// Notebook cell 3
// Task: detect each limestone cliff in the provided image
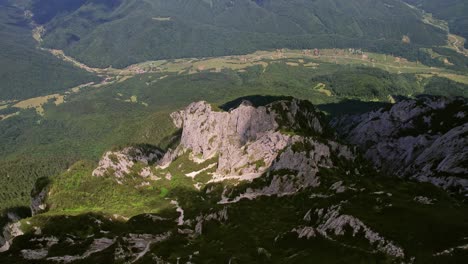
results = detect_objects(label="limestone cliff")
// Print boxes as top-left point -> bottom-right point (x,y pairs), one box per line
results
159,99 -> 353,188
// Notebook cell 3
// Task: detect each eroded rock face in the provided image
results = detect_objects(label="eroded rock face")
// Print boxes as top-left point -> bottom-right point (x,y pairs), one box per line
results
0,222 -> 23,253
161,99 -> 335,183
194,207 -> 229,235
115,232 -> 172,263
30,178 -> 50,216
332,96 -> 468,193
154,99 -> 355,203
91,99 -> 350,190
171,101 -> 278,160
295,204 -> 405,258
219,136 -> 356,203
166,100 -> 285,179
0,208 -> 31,253
92,146 -> 163,179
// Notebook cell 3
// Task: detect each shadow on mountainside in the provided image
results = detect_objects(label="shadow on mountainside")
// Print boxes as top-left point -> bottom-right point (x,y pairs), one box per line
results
317,99 -> 391,117
219,95 -> 294,111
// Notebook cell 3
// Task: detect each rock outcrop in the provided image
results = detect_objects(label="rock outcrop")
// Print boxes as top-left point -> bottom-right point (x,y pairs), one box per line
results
0,221 -> 24,253
92,146 -> 163,180
0,207 -> 31,252
90,99 -> 355,193
292,204 -> 405,258
30,177 -> 50,216
332,96 -> 468,194
89,99 -> 356,201
160,99 -> 350,184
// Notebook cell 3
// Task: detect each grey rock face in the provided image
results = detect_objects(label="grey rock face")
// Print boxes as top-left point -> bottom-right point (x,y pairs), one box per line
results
160,99 -> 356,203
316,205 -> 404,258
30,177 -> 52,216
219,137 -> 350,203
93,146 -> 163,179
161,99 -> 337,184
332,96 -> 468,193
0,222 -> 23,253
165,100 -> 282,177
31,188 -> 48,216
0,208 -> 31,252
115,232 -> 172,263
172,100 -> 277,158
91,99 -> 346,189
194,207 -> 229,235
291,204 -> 405,258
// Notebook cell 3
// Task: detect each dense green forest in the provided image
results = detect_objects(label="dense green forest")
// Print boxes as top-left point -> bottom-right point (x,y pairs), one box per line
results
0,157 -> 76,210
20,0 -> 447,68
403,0 -> 468,48
1,0 -> 466,103
1,0 -> 466,102
0,1 -> 99,100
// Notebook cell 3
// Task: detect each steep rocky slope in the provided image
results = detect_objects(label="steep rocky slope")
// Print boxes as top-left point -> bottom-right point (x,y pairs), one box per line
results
332,96 -> 468,195
1,98 -> 467,263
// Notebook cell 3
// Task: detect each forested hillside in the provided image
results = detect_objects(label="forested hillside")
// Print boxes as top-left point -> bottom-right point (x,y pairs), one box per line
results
0,1 -> 98,100
403,0 -> 468,48
27,0 -> 447,68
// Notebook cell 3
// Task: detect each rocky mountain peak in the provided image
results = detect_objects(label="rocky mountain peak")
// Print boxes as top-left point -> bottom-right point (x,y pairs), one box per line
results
170,100 -> 279,161
170,99 -> 324,155
89,98 -> 353,195
159,99 -> 333,182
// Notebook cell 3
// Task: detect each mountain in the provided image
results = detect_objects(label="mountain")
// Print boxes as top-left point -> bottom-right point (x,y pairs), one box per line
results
0,0 -> 99,100
25,0 -> 448,68
1,98 -> 467,263
0,1 -> 467,262
332,96 -> 468,195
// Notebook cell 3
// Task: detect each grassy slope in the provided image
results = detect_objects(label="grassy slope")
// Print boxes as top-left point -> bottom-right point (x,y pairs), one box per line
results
29,0 -> 447,68
0,2 -> 99,100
